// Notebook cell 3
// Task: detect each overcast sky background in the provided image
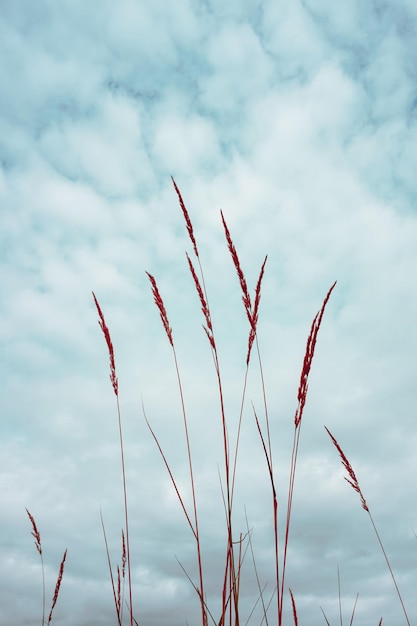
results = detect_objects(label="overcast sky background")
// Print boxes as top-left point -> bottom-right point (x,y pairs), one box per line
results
1,1 -> 417,625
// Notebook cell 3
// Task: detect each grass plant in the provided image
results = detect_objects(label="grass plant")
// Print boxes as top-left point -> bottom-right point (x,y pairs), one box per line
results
24,179 -> 411,624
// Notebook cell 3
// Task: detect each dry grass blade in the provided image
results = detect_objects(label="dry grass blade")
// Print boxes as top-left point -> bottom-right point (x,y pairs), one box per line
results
175,558 -> 217,626
47,549 -> 67,625
320,606 -> 332,626
289,589 -> 299,626
143,403 -> 196,538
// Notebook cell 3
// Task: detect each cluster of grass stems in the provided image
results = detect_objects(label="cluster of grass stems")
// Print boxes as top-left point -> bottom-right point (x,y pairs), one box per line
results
26,179 -> 410,625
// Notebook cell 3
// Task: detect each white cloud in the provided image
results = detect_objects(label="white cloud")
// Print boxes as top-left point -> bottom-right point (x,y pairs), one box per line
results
201,21 -> 274,111
1,1 -> 417,625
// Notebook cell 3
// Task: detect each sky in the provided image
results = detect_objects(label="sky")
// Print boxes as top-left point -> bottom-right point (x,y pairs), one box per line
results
1,1 -> 417,625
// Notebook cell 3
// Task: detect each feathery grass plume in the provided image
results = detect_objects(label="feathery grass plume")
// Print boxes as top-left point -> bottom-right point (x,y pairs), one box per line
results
146,272 -> 174,346
171,176 -> 199,258
93,293 -> 133,626
324,427 -> 368,512
26,508 -> 42,555
275,282 -> 336,624
221,210 -> 253,328
186,252 -> 215,350
295,281 -> 336,428
247,255 -> 268,365
26,509 -> 46,626
92,292 -> 118,396
325,427 -> 410,626
47,549 -> 67,625
289,588 -> 298,626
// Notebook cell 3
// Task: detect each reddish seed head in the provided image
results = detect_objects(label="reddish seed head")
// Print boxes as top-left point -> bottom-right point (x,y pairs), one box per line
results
26,508 -> 42,556
171,177 -> 199,258
221,210 -> 253,326
294,282 -> 336,427
325,426 -> 369,512
47,549 -> 67,624
246,255 -> 268,365
221,210 -> 268,365
186,253 -> 215,349
92,292 -> 119,396
146,272 -> 174,346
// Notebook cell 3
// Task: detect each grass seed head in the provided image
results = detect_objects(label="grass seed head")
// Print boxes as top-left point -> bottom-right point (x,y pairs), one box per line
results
92,292 -> 119,396
26,508 -> 42,556
146,272 -> 174,346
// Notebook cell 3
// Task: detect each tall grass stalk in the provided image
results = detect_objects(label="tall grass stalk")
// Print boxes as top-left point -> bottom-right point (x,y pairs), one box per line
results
252,281 -> 335,624
144,270 -> 208,626
325,426 -> 410,626
93,293 -> 134,626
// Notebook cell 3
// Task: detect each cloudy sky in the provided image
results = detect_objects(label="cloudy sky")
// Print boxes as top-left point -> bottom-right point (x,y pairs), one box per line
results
1,1 -> 417,625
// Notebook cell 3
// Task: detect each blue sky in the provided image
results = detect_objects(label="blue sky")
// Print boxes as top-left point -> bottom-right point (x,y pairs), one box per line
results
1,1 -> 417,625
